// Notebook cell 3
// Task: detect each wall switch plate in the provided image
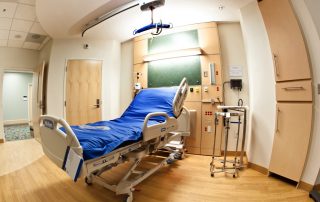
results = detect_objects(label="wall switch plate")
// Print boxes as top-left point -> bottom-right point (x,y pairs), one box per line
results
204,71 -> 208,77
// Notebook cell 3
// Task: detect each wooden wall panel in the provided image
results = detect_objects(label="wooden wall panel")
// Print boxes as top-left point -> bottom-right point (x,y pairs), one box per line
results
185,86 -> 202,102
201,104 -> 222,156
133,39 -> 148,65
133,64 -> 148,89
201,55 -> 222,86
202,85 -> 223,103
198,27 -> 220,54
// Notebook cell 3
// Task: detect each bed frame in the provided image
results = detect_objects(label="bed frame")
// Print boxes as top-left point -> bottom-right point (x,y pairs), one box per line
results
39,78 -> 189,202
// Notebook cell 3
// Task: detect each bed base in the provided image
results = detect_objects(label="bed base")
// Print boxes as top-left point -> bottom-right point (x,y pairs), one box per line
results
85,141 -> 182,202
40,113 -> 187,202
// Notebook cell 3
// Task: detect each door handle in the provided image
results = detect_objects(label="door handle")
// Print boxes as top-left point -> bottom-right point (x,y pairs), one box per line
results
91,99 -> 100,108
282,86 -> 304,91
273,53 -> 280,76
275,107 -> 280,133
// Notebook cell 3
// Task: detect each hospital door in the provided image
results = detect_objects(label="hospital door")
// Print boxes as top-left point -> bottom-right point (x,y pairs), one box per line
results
65,60 -> 102,125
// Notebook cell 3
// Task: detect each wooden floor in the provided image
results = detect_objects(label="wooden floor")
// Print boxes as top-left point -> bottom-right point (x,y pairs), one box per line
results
0,139 -> 43,176
0,140 -> 312,202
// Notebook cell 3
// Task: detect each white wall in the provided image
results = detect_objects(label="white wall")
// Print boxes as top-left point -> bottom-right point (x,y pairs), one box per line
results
304,0 -> 320,38
39,40 -> 53,64
218,23 -> 249,151
120,40 -> 133,114
291,0 -> 320,185
239,1 -> 276,168
0,47 -> 39,70
47,38 -> 121,120
0,47 -> 39,140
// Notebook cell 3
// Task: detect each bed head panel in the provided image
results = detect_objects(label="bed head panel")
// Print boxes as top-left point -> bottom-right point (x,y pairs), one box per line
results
122,78 -> 188,121
121,86 -> 178,121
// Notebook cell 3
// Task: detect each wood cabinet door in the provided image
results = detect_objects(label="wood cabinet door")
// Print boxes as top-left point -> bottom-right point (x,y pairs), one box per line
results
269,103 -> 312,181
259,0 -> 311,81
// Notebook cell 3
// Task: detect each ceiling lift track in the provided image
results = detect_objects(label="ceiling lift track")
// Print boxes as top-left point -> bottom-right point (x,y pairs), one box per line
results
81,0 -> 171,37
81,1 -> 140,37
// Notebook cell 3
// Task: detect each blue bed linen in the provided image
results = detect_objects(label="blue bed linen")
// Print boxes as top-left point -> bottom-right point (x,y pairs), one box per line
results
61,87 -> 178,160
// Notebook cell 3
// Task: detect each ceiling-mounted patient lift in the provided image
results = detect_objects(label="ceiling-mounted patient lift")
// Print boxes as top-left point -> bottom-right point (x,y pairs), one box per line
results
133,0 -> 172,35
81,0 -> 172,37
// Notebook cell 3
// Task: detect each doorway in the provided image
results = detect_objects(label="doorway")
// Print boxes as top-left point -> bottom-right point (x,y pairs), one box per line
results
2,72 -> 34,141
65,60 -> 102,125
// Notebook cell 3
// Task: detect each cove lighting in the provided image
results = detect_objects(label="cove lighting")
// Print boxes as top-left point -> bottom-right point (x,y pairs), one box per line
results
143,48 -> 202,62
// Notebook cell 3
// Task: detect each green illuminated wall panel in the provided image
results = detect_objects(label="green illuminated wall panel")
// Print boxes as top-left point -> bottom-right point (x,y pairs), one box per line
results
148,30 -> 199,54
148,56 -> 201,87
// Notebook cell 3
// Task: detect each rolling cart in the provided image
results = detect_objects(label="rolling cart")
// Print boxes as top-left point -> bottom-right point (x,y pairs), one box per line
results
210,105 -> 248,178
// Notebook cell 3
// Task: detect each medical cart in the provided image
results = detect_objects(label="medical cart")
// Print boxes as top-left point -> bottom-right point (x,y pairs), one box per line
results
210,105 -> 248,178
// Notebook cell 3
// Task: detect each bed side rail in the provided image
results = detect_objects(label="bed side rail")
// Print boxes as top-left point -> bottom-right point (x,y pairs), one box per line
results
39,115 -> 82,168
172,78 -> 189,118
142,112 -> 178,142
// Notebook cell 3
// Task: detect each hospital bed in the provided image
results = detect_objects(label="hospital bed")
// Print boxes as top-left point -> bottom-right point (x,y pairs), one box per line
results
39,78 -> 189,202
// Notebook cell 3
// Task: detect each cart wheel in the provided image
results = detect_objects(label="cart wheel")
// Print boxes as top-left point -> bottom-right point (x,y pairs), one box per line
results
211,173 -> 214,177
85,176 -> 92,185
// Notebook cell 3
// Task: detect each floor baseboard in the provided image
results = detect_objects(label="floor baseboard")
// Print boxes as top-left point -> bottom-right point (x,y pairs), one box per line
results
298,181 -> 314,192
4,119 -> 29,126
248,162 -> 269,175
221,151 -> 246,157
247,162 -> 315,192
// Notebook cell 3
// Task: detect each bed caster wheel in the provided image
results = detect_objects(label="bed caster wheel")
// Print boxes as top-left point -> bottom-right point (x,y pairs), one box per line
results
166,158 -> 174,164
211,173 -> 214,177
174,153 -> 182,160
85,176 -> 92,185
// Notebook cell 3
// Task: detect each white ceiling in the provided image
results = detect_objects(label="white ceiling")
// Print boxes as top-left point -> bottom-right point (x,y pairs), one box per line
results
0,0 -> 49,50
37,0 -> 255,42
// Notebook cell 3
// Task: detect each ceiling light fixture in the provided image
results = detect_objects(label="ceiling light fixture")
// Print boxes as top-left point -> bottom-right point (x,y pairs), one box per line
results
218,4 -> 225,10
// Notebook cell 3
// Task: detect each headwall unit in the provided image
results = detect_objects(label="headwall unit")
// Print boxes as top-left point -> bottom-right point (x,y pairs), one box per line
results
259,0 -> 313,183
133,22 -> 223,155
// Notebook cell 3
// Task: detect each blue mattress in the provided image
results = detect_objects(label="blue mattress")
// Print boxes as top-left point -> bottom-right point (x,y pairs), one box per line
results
61,87 -> 178,160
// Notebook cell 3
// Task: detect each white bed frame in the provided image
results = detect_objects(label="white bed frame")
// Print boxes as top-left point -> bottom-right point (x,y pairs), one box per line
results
39,78 -> 189,202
